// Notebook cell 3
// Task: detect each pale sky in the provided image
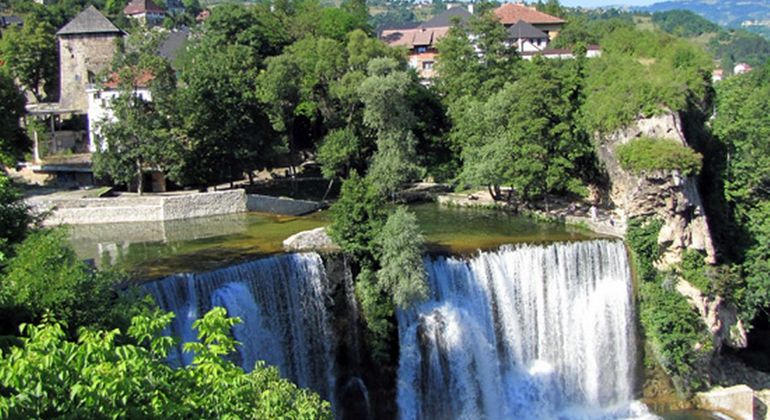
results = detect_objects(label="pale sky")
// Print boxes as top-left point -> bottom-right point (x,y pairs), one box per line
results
559,0 -> 659,7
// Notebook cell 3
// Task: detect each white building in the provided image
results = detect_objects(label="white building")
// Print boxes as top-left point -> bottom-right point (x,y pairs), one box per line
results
86,77 -> 152,152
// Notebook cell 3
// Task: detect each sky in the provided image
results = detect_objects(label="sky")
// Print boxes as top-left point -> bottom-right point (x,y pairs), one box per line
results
559,0 -> 659,7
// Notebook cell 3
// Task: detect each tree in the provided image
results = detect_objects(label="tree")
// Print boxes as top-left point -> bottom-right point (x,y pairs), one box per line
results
357,58 -> 422,196
0,16 -> 58,102
0,308 -> 332,418
455,59 -> 592,203
0,229 -> 132,332
375,206 -> 428,308
93,69 -> 172,195
0,173 -> 31,265
328,171 -> 387,264
173,43 -> 281,188
0,72 -> 30,165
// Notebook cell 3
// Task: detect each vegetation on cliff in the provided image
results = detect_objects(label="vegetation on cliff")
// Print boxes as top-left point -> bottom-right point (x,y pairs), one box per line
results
617,137 -> 703,176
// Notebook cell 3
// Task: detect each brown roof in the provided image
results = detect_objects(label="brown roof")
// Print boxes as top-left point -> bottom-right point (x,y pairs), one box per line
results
124,0 -> 165,15
494,3 -> 565,25
103,69 -> 155,89
56,6 -> 123,36
381,27 -> 449,49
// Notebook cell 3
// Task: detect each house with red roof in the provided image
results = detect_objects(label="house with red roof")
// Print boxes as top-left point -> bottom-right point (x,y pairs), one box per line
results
494,2 -> 565,40
124,0 -> 166,26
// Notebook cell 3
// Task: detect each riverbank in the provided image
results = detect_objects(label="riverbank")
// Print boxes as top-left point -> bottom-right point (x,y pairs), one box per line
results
435,189 -> 626,238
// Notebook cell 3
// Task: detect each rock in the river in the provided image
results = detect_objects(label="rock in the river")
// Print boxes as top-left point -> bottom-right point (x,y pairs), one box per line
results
695,385 -> 754,419
283,227 -> 339,252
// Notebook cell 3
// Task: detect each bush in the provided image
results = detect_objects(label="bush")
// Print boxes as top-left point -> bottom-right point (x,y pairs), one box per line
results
617,137 -> 703,176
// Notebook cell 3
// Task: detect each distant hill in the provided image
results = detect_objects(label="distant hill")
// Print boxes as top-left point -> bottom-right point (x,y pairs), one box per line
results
641,0 -> 770,38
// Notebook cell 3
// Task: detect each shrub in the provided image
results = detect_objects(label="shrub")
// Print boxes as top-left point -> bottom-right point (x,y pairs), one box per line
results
617,137 -> 703,176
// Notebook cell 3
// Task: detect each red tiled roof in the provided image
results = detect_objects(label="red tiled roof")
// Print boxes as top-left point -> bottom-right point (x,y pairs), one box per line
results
494,3 -> 565,25
103,69 -> 155,89
124,0 -> 165,15
381,27 -> 449,49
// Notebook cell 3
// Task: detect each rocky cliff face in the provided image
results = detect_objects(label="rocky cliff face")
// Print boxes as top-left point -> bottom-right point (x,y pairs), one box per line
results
596,112 -> 716,267
596,112 -> 746,351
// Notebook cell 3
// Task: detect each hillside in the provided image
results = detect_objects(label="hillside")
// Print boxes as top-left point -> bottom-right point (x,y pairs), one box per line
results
642,0 -> 770,38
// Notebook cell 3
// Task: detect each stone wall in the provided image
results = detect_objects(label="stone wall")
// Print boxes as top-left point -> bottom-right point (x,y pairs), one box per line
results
246,194 -> 323,216
32,190 -> 248,225
59,33 -> 120,113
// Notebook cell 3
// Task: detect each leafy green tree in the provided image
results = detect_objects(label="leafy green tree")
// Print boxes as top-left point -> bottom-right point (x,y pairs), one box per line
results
93,69 -> 173,194
712,64 -> 770,322
173,43 -> 281,188
1,229 -> 130,332
328,171 -> 387,264
0,307 -> 332,418
358,58 -> 422,196
0,174 -> 31,265
198,3 -> 288,58
375,206 -> 428,308
317,127 -> 362,179
0,16 -> 58,102
455,59 -> 592,202
0,72 -> 30,165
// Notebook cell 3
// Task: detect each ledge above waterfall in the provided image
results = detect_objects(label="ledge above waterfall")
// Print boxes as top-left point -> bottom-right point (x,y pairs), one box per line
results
283,227 -> 340,253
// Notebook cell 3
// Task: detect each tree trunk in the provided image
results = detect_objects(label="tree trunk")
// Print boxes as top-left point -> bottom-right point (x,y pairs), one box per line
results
248,170 -> 254,186
136,162 -> 144,195
321,178 -> 334,202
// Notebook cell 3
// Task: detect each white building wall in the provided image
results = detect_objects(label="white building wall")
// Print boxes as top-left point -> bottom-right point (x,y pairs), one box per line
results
86,87 -> 152,152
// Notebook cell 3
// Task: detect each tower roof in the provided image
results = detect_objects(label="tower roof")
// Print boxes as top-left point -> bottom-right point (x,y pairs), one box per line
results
494,3 -> 565,25
124,0 -> 166,16
56,6 -> 122,36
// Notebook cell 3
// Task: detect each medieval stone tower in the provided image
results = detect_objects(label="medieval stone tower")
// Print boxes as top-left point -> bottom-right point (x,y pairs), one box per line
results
56,6 -> 123,113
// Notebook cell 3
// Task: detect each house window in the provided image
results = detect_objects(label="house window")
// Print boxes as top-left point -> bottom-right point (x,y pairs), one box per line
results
423,61 -> 434,70
416,46 -> 427,53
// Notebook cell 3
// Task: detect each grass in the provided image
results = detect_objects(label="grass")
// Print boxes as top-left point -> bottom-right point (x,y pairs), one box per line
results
616,137 -> 703,176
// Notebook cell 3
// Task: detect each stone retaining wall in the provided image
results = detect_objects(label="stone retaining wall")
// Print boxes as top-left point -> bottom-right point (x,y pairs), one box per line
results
246,194 -> 323,216
34,190 -> 248,225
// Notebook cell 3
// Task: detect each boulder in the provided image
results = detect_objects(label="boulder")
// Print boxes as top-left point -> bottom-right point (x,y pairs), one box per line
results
283,227 -> 340,253
695,385 -> 754,420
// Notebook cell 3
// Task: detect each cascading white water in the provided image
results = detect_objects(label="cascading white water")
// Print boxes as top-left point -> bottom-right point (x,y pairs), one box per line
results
397,240 -> 650,420
145,252 -> 336,401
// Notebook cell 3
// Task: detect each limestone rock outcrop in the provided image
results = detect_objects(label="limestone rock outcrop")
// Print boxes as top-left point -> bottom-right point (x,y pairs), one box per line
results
596,112 -> 716,266
676,279 -> 747,352
283,227 -> 340,253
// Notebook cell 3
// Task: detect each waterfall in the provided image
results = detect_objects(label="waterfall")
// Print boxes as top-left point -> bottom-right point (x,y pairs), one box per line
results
145,252 -> 336,402
397,240 -> 650,419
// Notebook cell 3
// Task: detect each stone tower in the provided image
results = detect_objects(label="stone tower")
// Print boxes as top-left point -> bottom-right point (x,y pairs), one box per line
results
56,6 -> 123,113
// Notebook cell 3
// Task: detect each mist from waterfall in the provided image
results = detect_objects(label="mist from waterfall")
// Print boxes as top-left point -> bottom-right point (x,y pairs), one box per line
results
397,240 -> 650,419
145,252 -> 336,402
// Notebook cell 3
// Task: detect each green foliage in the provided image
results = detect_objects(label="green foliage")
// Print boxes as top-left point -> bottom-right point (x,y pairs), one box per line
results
0,73 -> 30,165
711,64 -> 770,322
626,218 -> 711,393
0,15 -> 58,102
328,172 -> 387,263
616,137 -> 703,176
679,250 -> 711,293
317,128 -> 361,179
626,218 -> 663,283
0,174 -> 31,265
638,280 -> 712,393
358,58 -> 423,196
93,77 -> 173,194
453,59 -> 593,202
375,206 -> 428,308
0,308 -> 332,419
354,267 -> 394,363
1,229 -> 132,331
582,28 -> 712,133
652,10 -> 721,38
